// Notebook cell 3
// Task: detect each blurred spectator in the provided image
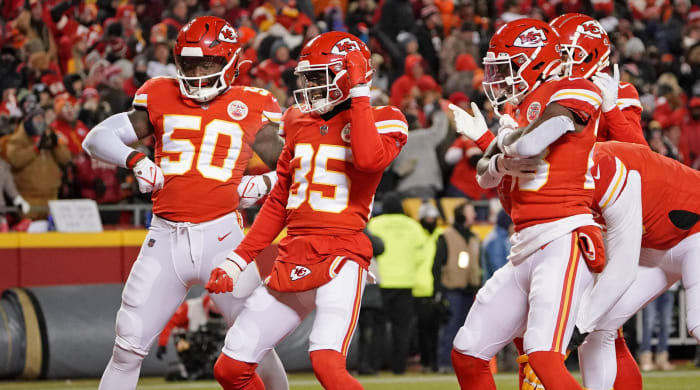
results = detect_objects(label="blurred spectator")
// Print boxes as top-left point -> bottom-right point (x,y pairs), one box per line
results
161,0 -> 189,31
440,22 -> 479,83
390,54 -> 438,110
0,157 -> 30,231
6,109 -> 70,219
78,88 -> 110,129
375,0 -> 414,41
345,0 -> 375,39
647,120 -> 681,161
357,227 -> 385,375
97,65 -> 130,114
257,39 -> 296,92
146,41 -> 177,78
640,284 -> 679,372
392,105 -> 449,199
481,210 -> 512,282
50,94 -> 88,156
367,192 -> 426,374
123,56 -> 150,98
412,201 -> 445,373
682,96 -> 700,169
433,200 -> 481,373
411,5 -> 443,78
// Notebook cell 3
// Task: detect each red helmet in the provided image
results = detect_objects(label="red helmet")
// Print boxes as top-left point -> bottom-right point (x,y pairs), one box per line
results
482,19 -> 562,113
173,16 -> 242,102
550,13 -> 610,78
293,31 -> 373,113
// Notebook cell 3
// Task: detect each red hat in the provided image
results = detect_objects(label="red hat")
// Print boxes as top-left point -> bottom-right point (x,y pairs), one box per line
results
455,53 -> 477,72
116,4 -> 135,19
82,87 -> 100,102
237,26 -> 257,45
690,96 -> 700,108
210,0 -> 226,7
417,76 -> 440,92
690,5 -> 700,23
449,91 -> 470,106
54,94 -> 78,113
404,54 -> 423,73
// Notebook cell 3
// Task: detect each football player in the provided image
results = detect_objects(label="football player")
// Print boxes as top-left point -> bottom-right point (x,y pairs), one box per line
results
204,31 -> 408,390
448,19 -> 604,390
81,17 -> 288,390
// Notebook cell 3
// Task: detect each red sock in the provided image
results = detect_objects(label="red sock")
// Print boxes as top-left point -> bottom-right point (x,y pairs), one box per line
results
513,337 -> 525,387
451,349 -> 497,390
309,349 -> 362,390
614,334 -> 643,390
213,353 -> 264,390
528,351 -> 582,390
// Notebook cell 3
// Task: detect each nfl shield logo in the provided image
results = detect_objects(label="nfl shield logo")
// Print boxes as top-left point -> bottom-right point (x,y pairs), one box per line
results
320,125 -> 328,135
148,238 -> 156,247
526,102 -> 542,123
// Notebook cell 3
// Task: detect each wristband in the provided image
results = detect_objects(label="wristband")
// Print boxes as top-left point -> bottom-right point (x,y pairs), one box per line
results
126,152 -> 146,169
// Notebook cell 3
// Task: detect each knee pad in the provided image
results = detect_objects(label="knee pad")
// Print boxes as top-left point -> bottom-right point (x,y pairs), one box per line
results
114,307 -> 147,354
110,344 -> 144,372
310,350 -> 362,390
213,353 -> 263,390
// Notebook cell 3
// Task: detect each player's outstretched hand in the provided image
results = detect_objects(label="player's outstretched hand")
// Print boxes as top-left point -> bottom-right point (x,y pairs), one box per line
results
449,102 -> 488,141
132,158 -> 164,193
496,154 -> 542,180
591,63 -> 619,113
206,257 -> 244,294
344,49 -> 371,87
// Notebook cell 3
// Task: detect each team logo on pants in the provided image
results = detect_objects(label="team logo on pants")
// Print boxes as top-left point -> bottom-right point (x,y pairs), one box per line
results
290,265 -> 312,281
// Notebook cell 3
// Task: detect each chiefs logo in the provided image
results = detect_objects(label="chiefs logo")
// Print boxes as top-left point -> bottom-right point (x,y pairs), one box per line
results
578,20 -> 603,39
513,27 -> 547,48
341,123 -> 351,143
218,25 -> 238,43
331,38 -> 360,55
526,102 -> 541,122
227,100 -> 248,120
290,265 -> 311,281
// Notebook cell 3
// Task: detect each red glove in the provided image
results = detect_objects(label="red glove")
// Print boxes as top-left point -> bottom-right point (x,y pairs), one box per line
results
206,260 -> 243,294
344,49 -> 370,87
575,225 -> 606,273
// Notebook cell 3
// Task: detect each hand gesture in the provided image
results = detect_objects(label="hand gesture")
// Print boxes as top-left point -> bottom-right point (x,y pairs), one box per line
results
591,64 -> 619,113
132,158 -> 164,193
448,102 -> 488,141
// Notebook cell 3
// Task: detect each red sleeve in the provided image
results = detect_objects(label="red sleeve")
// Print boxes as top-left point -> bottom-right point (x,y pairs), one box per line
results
157,301 -> 189,347
349,98 -> 407,172
475,131 -> 495,152
603,106 -> 648,146
548,78 -> 602,123
234,143 -> 292,263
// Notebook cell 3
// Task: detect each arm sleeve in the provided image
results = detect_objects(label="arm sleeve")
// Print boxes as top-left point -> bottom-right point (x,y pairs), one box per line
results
157,302 -> 189,347
603,106 -> 647,146
234,144 -> 292,263
349,97 -> 407,172
475,131 -> 495,152
503,115 -> 574,157
82,112 -> 140,168
576,171 -> 642,333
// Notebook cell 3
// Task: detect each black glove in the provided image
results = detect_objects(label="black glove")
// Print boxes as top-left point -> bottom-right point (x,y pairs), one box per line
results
567,326 -> 589,351
156,345 -> 166,360
38,131 -> 57,149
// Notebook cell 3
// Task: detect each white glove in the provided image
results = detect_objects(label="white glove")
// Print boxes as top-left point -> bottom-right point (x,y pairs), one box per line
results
132,158 -> 164,193
498,113 -> 519,131
13,195 -> 30,214
496,154 -> 540,180
591,64 -> 619,112
449,102 -> 488,141
237,171 -> 278,208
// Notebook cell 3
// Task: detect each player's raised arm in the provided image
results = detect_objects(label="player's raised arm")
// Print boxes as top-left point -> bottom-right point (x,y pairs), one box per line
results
82,108 -> 162,193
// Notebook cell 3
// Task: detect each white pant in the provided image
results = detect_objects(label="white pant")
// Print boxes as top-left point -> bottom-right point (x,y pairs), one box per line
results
222,261 -> 367,363
453,232 -> 593,358
114,211 -> 260,355
579,232 -> 700,390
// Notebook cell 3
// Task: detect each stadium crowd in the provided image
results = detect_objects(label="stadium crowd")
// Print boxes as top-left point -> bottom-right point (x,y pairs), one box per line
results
1,0 -> 700,378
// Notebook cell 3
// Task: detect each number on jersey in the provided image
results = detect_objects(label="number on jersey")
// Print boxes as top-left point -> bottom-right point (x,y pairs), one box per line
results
160,115 -> 244,182
287,144 -> 350,213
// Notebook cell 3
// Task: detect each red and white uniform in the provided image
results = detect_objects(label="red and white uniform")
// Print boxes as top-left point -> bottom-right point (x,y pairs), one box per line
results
577,142 -> 700,390
222,99 -> 407,363
454,77 -> 601,361
596,82 -> 646,145
134,77 -> 281,222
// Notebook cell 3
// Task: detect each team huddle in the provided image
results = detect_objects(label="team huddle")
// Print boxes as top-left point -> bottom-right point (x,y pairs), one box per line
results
79,10 -> 700,390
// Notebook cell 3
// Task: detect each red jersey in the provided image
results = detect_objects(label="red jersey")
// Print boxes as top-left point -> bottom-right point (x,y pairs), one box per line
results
448,136 -> 494,200
504,77 -> 602,230
236,99 -> 408,267
593,141 -> 700,250
596,82 -> 646,145
51,118 -> 89,156
133,77 -> 281,223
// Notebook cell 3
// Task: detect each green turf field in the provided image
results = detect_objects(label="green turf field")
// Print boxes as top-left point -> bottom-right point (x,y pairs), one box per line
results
1,370 -> 700,390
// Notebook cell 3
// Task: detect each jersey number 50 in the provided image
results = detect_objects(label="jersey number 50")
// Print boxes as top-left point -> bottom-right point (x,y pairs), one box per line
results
160,115 -> 243,182
287,144 -> 350,213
